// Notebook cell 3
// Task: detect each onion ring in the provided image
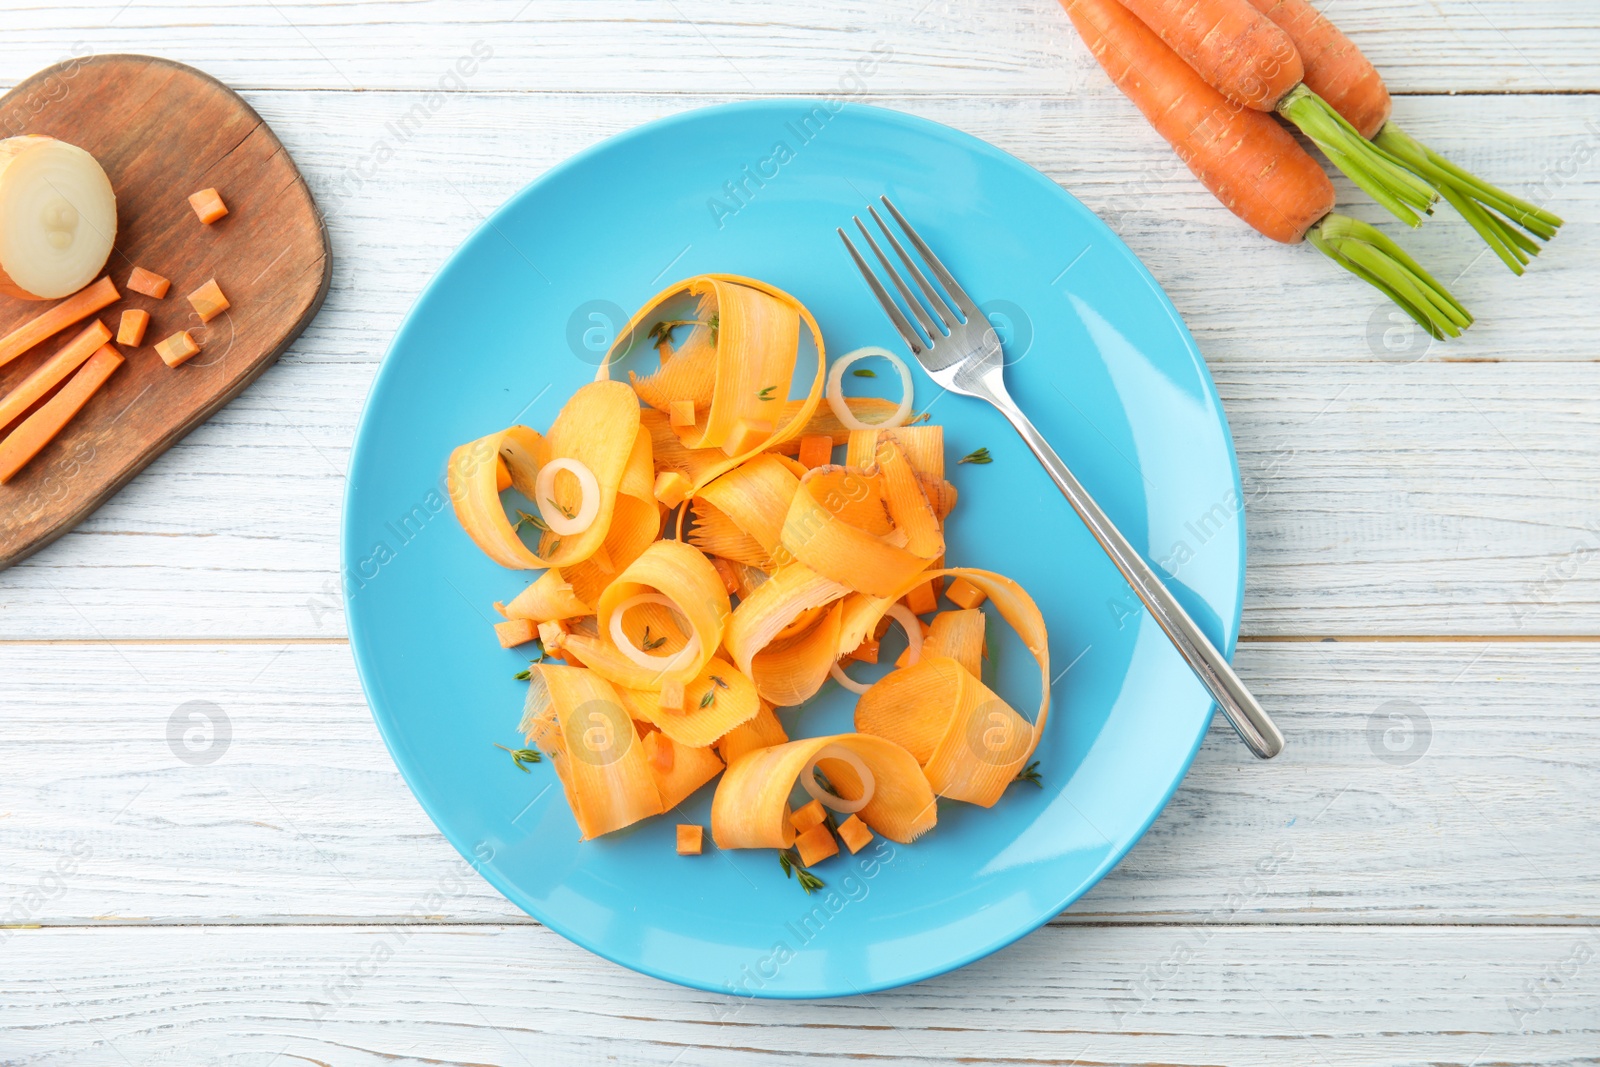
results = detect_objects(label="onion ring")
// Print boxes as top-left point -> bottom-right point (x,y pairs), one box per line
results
826,346 -> 913,431
801,744 -> 876,814
829,602 -> 924,694
535,457 -> 600,535
608,593 -> 701,671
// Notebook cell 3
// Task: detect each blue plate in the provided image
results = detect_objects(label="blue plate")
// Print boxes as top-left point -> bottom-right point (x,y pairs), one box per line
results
344,100 -> 1242,998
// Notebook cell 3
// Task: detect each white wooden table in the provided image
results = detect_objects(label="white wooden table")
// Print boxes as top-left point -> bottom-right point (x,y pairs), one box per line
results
4,2 -> 1599,1063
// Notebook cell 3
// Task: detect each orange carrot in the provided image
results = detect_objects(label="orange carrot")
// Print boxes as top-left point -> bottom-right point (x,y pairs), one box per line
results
1111,0 -> 1437,226
126,266 -> 171,299
189,187 -> 228,225
0,276 -> 119,369
0,320 -> 112,430
1246,0 -> 1564,271
117,309 -> 150,347
0,344 -> 122,483
1060,0 -> 1471,338
154,330 -> 201,368
187,278 -> 230,322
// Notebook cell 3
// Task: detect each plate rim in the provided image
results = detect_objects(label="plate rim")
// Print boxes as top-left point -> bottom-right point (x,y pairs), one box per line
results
342,97 -> 1242,998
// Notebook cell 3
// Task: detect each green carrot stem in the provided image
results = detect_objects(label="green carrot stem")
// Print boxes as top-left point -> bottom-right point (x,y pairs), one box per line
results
1279,86 -> 1439,227
1309,214 -> 1471,341
1375,123 -> 1564,240
1437,181 -> 1529,276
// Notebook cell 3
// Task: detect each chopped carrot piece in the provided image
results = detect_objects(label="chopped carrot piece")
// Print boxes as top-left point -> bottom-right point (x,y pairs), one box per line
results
721,417 -> 773,457
676,824 -> 704,855
659,679 -> 686,712
187,279 -> 229,322
711,556 -> 740,595
797,433 -> 833,469
645,731 -> 675,773
537,619 -> 569,650
848,637 -> 879,665
154,330 -> 200,367
946,576 -> 988,609
0,320 -> 111,430
873,615 -> 892,639
795,825 -> 838,867
117,309 -> 149,347
654,470 -> 691,508
789,798 -> 827,833
492,601 -> 509,618
494,618 -> 537,648
903,579 -> 940,616
126,267 -> 170,299
837,815 -> 873,854
669,399 -> 696,428
0,276 -> 119,369
494,456 -> 512,492
0,345 -> 122,483
189,187 -> 228,225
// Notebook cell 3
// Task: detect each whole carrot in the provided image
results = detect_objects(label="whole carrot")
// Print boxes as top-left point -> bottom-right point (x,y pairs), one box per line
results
1112,0 -> 1439,228
1247,0 -> 1563,274
1059,0 -> 1470,338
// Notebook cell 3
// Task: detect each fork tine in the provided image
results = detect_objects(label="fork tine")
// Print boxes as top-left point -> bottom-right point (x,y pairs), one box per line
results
838,228 -> 927,355
878,196 -> 983,321
867,205 -> 960,329
854,216 -> 948,339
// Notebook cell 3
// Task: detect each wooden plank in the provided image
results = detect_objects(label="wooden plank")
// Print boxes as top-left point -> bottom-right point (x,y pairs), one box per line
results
3,923 -> 1596,1064
0,355 -> 1595,639
1,641 -> 1595,925
1,0 -> 1597,94
0,56 -> 332,569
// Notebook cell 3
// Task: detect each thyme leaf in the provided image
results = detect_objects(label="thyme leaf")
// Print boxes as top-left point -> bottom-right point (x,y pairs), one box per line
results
958,447 -> 992,465
1014,760 -> 1043,788
757,385 -> 777,401
852,367 -> 877,378
511,509 -> 549,533
699,689 -> 716,708
494,743 -> 542,772
641,625 -> 667,651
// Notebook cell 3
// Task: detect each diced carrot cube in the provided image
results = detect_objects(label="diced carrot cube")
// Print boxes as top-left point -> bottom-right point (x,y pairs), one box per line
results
495,456 -> 512,492
116,309 -> 149,347
187,279 -> 229,323
189,187 -> 228,224
669,399 -> 697,428
836,815 -> 873,854
795,825 -> 838,867
789,798 -> 827,833
903,579 -> 939,616
126,266 -> 171,299
536,619 -> 569,651
873,616 -> 892,639
946,576 -> 988,610
676,824 -> 704,855
720,417 -> 773,457
495,618 -> 538,648
645,731 -> 675,773
849,637 -> 879,665
154,330 -> 200,367
797,433 -> 833,469
660,679 -> 686,712
711,556 -> 740,595
654,470 -> 691,508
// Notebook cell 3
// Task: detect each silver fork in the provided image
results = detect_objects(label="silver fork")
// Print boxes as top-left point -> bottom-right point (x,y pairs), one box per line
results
840,196 -> 1284,759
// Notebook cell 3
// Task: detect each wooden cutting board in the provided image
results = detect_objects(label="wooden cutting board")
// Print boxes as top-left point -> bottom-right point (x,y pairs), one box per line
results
0,54 -> 331,569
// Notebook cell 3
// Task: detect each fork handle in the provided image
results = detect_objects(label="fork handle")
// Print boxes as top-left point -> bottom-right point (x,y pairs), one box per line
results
993,398 -> 1285,759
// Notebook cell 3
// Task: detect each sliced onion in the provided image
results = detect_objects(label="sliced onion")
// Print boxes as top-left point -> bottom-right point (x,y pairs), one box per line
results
826,346 -> 913,431
535,457 -> 600,535
801,744 -> 875,814
829,602 -> 924,695
0,136 -> 117,301
609,592 -> 701,670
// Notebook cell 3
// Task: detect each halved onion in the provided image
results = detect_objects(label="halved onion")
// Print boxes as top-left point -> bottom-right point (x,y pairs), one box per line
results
0,136 -> 117,301
535,457 -> 600,535
608,592 -> 701,671
826,347 -> 913,431
801,743 -> 875,813
829,602 -> 924,695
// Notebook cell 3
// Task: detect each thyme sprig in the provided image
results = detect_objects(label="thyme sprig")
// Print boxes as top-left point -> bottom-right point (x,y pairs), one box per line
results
494,743 -> 542,771
959,447 -> 992,465
1013,760 -> 1043,788
778,850 -> 826,894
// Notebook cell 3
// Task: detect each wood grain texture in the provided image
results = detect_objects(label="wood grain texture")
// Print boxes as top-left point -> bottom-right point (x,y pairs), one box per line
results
3,924 -> 1598,1066
0,55 -> 331,569
1,641 -> 1595,925
0,0 -> 1596,94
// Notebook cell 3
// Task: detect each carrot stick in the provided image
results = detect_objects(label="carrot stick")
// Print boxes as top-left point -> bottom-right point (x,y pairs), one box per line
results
0,276 -> 120,369
0,319 -> 112,430
1245,0 -> 1563,270
1060,0 -> 1470,338
1112,0 -> 1438,226
0,344 -> 122,483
